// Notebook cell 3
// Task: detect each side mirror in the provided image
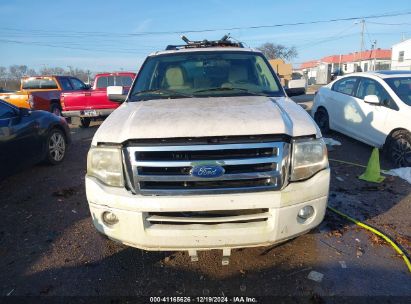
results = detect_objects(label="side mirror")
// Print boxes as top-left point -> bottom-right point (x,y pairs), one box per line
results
108,94 -> 127,103
364,95 -> 380,105
107,86 -> 124,96
285,88 -> 304,97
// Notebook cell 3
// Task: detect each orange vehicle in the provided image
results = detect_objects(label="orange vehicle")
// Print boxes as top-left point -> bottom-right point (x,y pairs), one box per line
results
0,75 -> 88,116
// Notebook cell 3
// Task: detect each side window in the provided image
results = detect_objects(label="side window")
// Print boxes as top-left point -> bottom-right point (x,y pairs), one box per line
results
117,76 -> 133,86
70,78 -> 86,90
0,102 -> 17,119
96,76 -> 115,88
398,51 -> 404,62
59,78 -> 73,90
356,78 -> 397,110
332,77 -> 358,96
107,76 -> 115,87
96,76 -> 107,88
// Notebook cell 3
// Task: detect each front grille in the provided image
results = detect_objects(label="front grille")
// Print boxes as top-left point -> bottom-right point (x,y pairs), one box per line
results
125,139 -> 289,195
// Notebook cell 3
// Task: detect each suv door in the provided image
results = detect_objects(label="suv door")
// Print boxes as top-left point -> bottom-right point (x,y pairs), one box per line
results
329,77 -> 359,133
351,77 -> 395,147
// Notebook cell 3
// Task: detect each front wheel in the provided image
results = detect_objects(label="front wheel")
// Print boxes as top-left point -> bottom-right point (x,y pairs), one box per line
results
388,130 -> 411,167
314,108 -> 330,134
45,129 -> 66,165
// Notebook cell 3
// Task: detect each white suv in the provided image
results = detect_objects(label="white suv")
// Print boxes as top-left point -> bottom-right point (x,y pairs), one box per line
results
312,71 -> 411,167
85,38 -> 330,263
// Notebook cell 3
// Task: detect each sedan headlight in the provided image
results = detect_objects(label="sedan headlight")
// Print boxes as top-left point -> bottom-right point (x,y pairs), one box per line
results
87,147 -> 124,187
290,138 -> 328,181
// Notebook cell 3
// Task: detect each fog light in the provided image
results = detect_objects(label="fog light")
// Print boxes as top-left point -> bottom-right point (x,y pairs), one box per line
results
298,206 -> 314,220
102,211 -> 119,226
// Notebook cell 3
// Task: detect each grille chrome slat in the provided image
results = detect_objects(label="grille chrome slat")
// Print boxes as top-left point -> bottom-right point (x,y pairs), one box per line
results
137,171 -> 279,182
126,140 -> 289,195
129,142 -> 279,152
132,157 -> 278,167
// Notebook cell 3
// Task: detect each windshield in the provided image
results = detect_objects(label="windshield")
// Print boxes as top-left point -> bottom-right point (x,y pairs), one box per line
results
130,51 -> 283,101
22,77 -> 58,89
384,77 -> 411,106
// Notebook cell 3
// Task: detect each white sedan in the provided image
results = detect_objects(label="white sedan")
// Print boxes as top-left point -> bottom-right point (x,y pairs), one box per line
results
312,71 -> 411,167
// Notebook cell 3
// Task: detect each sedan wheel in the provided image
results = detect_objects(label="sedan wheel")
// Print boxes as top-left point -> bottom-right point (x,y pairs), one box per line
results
314,108 -> 330,134
390,136 -> 411,167
46,129 -> 66,165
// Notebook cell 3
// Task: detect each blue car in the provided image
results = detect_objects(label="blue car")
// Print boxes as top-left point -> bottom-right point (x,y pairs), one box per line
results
0,99 -> 71,180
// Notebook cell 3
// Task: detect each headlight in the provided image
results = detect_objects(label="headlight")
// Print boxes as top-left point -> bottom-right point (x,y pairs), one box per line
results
290,138 -> 328,181
87,147 -> 124,187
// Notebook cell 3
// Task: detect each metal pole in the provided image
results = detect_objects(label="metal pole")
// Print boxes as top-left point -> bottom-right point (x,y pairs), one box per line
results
373,40 -> 377,71
358,19 -> 365,72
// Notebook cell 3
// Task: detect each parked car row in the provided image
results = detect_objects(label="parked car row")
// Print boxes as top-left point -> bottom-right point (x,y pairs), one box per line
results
0,72 -> 136,179
0,75 -> 87,116
0,72 -> 136,127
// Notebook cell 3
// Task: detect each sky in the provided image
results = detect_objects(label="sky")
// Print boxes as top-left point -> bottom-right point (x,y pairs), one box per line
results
1,0 -> 411,72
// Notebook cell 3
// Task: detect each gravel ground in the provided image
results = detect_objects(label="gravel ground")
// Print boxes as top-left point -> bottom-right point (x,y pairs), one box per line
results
0,110 -> 410,300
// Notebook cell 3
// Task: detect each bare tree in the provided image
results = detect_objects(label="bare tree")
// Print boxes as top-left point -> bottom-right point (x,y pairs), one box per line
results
8,65 -> 29,79
37,66 -> 90,81
1,65 -> 95,89
27,68 -> 37,76
0,66 -> 7,88
39,67 -> 65,75
257,43 -> 298,61
0,66 -> 7,78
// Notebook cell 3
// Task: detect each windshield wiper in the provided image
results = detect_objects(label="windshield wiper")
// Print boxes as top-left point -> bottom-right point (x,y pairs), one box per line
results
131,89 -> 193,98
193,87 -> 269,96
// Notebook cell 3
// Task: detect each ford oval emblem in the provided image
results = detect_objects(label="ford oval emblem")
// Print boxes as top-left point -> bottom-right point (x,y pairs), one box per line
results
191,165 -> 225,178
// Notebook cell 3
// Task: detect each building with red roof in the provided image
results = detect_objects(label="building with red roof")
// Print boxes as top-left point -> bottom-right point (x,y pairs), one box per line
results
300,49 -> 392,84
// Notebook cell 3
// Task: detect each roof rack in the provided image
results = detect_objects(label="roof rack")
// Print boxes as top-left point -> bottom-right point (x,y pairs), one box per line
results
166,34 -> 244,50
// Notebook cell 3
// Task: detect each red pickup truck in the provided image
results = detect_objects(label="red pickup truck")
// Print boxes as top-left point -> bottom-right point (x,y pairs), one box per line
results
61,72 -> 136,127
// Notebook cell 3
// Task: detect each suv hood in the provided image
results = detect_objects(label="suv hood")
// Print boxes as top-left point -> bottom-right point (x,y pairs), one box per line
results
92,96 -> 320,145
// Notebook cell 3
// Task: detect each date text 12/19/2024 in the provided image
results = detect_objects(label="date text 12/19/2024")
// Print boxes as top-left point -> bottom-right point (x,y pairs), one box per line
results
149,296 -> 258,303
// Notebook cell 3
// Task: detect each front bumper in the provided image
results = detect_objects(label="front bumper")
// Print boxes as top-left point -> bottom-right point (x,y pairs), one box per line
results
62,109 -> 114,118
86,169 -> 330,251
